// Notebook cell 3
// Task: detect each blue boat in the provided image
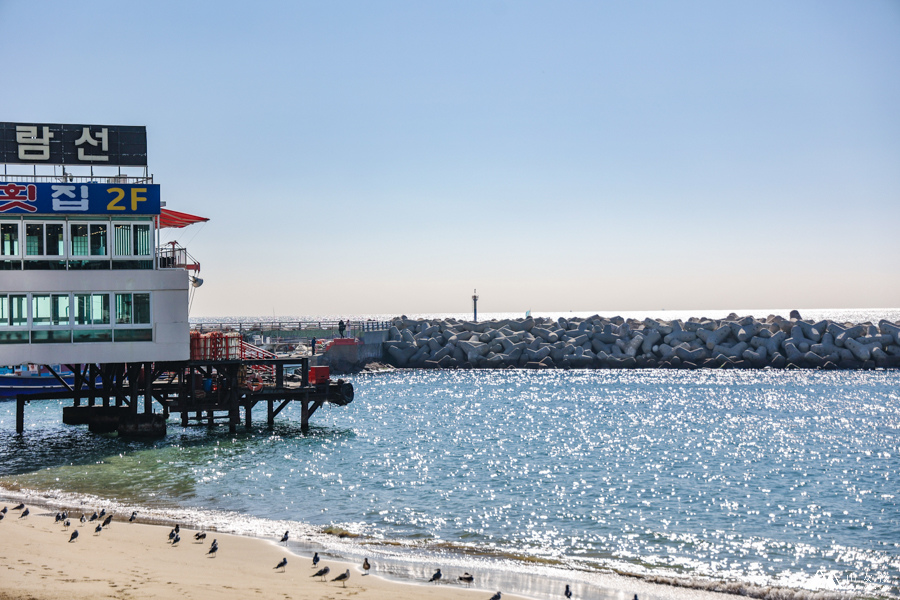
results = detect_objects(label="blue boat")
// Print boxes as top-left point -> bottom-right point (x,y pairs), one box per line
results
0,364 -> 77,399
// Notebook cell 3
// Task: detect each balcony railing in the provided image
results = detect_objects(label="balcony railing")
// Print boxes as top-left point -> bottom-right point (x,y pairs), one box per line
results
157,241 -> 200,271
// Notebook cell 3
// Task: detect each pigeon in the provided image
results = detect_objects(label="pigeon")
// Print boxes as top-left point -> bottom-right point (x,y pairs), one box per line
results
194,531 -> 207,542
168,528 -> 177,541
172,534 -> 181,546
102,514 -> 113,527
89,512 -> 98,522
80,514 -> 86,525
129,511 -> 137,523
312,552 -> 320,567
459,573 -> 474,587
19,508 -> 29,519
565,585 -> 572,599
280,531 -> 289,544
362,558 -> 371,575
312,566 -> 330,580
55,512 -> 63,523
275,557 -> 288,572
429,569 -> 442,583
332,569 -> 350,587
489,593 -> 502,600
64,520 -> 71,530
94,524 -> 103,535
69,530 -> 79,542
207,540 -> 218,557
13,503 -> 24,510
99,508 -> 106,518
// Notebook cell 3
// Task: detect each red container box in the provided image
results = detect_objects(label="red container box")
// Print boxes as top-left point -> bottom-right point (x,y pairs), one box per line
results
309,366 -> 330,385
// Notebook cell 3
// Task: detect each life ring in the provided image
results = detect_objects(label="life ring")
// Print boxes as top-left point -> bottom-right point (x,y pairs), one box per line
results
245,375 -> 264,392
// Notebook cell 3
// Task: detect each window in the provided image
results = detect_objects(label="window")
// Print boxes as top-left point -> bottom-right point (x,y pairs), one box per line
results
70,223 -> 107,257
46,224 -> 64,256
74,293 -> 110,325
90,224 -> 107,256
24,223 -> 65,257
32,294 -> 70,326
70,224 -> 89,256
114,223 -> 153,258
116,293 -> 151,324
1,222 -> 19,256
26,224 -> 43,255
0,295 -> 29,344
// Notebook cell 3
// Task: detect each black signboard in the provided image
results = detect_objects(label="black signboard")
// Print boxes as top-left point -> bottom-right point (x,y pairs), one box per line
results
0,122 -> 147,166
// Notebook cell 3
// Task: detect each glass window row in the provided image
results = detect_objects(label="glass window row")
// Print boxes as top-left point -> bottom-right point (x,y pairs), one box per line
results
0,292 -> 152,344
1,219 -> 153,260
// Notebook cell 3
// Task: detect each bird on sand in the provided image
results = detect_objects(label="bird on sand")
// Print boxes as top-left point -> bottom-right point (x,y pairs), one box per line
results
1,506 -> 7,513
207,539 -> 218,557
194,531 -> 207,542
280,531 -> 289,544
312,552 -> 320,567
565,584 -> 572,599
13,503 -> 24,510
69,530 -> 79,543
64,520 -> 71,530
489,593 -> 502,600
0,513 -> 5,522
332,569 -> 350,587
168,528 -> 177,542
174,524 -> 180,533
62,511 -> 68,519
275,557 -> 288,572
129,511 -> 137,523
102,514 -> 113,527
80,514 -> 86,525
94,524 -> 103,535
19,508 -> 29,519
362,558 -> 371,575
172,534 -> 181,546
89,512 -> 98,522
459,573 -> 474,587
429,569 -> 442,583
312,566 -> 330,580
633,595 -> 638,600
55,512 -> 63,523
99,508 -> 106,518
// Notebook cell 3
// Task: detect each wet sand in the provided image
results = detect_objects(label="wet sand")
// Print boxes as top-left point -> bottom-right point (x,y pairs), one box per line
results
0,508 -> 526,600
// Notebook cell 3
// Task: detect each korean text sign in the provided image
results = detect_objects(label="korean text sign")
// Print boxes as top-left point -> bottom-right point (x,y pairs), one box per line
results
0,183 -> 160,215
0,123 -> 147,166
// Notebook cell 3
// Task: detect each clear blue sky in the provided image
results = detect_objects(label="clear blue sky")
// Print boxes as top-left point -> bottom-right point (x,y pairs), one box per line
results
3,1 -> 899,317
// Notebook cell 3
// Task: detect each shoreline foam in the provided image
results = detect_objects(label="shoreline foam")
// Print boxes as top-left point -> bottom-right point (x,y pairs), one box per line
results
0,487 -> 860,600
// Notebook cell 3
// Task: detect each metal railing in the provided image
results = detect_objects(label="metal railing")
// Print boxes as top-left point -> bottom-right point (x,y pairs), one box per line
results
192,320 -> 391,343
157,242 -> 200,271
0,174 -> 153,184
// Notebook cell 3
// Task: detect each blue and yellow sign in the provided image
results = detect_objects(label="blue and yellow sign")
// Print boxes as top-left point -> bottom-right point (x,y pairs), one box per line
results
0,182 -> 160,215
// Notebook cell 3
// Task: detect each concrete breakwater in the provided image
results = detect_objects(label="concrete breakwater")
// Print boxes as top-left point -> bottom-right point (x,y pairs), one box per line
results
383,312 -> 900,370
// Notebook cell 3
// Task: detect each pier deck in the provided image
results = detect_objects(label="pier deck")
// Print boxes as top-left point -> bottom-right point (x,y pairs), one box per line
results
14,358 -> 353,436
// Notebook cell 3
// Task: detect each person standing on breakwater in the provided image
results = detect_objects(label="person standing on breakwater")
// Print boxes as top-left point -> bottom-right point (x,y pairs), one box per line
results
310,337 -> 317,355
338,320 -> 346,338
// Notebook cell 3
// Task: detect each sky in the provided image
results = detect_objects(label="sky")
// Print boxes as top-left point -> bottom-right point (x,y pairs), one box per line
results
2,1 -> 899,317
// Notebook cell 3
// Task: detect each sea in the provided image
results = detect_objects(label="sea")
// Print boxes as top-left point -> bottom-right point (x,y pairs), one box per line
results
1,309 -> 898,600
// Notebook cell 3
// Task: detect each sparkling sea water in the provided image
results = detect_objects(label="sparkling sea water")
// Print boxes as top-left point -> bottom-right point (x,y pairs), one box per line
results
2,367 -> 898,599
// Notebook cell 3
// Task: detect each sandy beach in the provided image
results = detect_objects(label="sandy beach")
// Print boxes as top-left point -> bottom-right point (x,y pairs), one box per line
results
0,507 -> 527,600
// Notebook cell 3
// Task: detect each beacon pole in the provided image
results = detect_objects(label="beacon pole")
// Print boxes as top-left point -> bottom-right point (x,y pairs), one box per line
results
472,289 -> 479,323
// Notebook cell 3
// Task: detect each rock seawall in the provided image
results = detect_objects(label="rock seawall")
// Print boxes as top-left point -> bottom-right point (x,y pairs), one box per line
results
383,312 -> 900,370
